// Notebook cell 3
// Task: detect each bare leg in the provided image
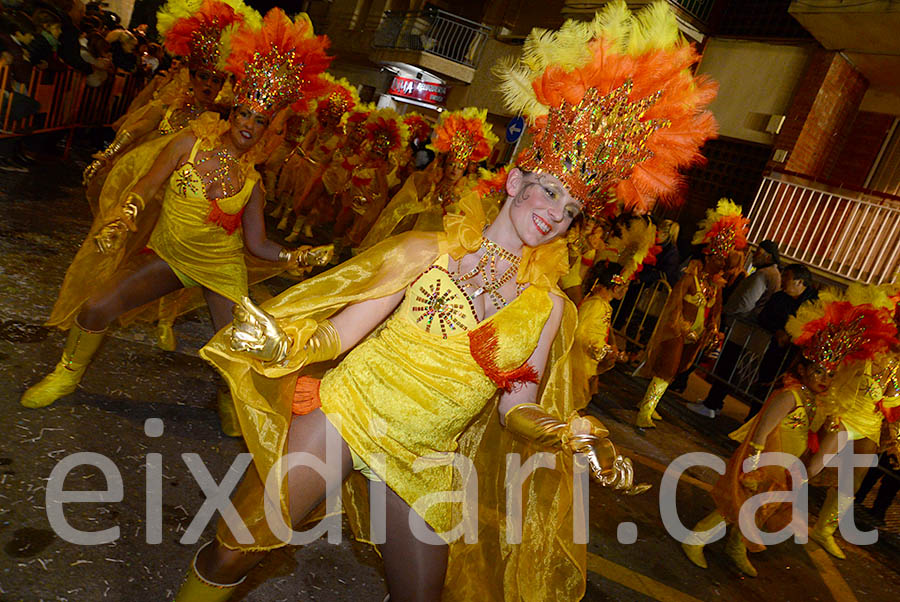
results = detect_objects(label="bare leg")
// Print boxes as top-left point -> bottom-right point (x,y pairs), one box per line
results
201,288 -> 236,333
78,254 -> 183,331
380,486 -> 449,602
195,409 -> 353,582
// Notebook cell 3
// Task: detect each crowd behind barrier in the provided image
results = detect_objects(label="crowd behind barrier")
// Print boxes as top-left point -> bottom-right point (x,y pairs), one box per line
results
0,62 -> 143,154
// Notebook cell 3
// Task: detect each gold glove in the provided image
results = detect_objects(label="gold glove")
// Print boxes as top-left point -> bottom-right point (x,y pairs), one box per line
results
588,343 -> 613,363
93,192 -> 145,254
278,244 -> 334,268
93,130 -> 134,161
505,403 -> 651,495
83,159 -> 105,186
229,297 -> 342,366
230,296 -> 292,364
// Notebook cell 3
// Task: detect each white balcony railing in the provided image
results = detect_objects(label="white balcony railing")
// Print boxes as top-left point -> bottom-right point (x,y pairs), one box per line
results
746,172 -> 900,285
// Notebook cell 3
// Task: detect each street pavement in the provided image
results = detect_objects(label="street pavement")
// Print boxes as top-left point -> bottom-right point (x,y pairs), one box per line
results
1,152 -> 898,601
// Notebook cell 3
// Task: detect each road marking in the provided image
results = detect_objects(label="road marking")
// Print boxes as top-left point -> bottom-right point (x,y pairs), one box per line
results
804,546 -> 859,602
587,552 -> 705,602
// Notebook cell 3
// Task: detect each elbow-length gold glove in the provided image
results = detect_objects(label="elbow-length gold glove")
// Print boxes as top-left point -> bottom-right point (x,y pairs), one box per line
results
229,296 -> 341,366
93,192 -> 145,253
278,244 -> 335,270
83,130 -> 134,186
505,403 -> 651,495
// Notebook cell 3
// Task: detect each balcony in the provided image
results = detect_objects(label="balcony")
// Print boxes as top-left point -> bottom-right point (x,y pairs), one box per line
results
747,170 -> 900,284
370,9 -> 492,84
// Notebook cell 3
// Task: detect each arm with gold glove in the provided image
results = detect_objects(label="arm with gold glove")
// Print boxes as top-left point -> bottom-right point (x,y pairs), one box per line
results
229,289 -> 406,372
83,105 -> 166,185
501,296 -> 650,494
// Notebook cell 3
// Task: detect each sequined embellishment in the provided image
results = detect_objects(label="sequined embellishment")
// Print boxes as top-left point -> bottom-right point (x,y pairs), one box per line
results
410,266 -> 477,339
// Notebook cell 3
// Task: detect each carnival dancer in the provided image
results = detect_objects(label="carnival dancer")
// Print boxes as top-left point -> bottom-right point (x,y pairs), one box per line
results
321,102 -> 376,238
170,3 -> 716,600
574,218 -> 659,405
20,10 -> 334,437
341,108 -> 409,246
279,74 -> 359,242
82,0 -> 259,212
804,283 -> 900,558
634,199 -> 746,428
356,107 -> 497,250
680,288 -> 897,576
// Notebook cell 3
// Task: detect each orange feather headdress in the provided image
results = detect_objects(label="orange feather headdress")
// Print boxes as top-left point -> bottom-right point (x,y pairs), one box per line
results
403,113 -> 432,143
226,9 -> 331,117
495,0 -> 718,219
365,108 -> 408,161
314,73 -> 360,127
428,107 -> 498,167
691,198 -> 749,259
787,284 -> 898,371
157,0 -> 258,72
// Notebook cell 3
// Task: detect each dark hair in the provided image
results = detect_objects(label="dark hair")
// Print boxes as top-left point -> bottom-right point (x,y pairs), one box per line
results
583,261 -> 624,296
32,9 -> 62,29
1,12 -> 36,36
784,263 -> 812,287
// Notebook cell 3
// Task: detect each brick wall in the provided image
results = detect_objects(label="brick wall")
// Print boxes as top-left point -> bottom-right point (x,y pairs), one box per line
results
825,111 -> 894,187
776,51 -> 869,177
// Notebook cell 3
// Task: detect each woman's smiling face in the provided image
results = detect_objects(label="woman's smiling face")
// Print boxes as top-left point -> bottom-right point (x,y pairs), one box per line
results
506,169 -> 582,247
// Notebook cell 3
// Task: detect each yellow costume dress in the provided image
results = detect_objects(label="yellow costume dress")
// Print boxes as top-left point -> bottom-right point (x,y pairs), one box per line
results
572,292 -> 616,406
200,194 -> 591,601
828,354 -> 900,443
47,114 -> 268,330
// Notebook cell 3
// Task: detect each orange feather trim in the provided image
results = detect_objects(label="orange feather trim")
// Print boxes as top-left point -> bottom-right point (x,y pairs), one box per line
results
292,376 -> 323,415
206,198 -> 244,234
468,321 -> 539,393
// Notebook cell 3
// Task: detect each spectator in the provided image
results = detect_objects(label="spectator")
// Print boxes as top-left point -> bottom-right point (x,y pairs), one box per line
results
856,453 -> 900,524
722,240 -> 782,319
0,11 -> 41,172
105,27 -> 136,72
80,31 -> 112,87
28,8 -> 64,69
744,263 -> 817,419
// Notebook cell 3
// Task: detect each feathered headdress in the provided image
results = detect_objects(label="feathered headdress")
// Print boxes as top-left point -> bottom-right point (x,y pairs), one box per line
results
365,108 -> 407,161
596,217 -> 659,284
314,73 -> 360,127
787,284 -> 898,371
474,165 -> 510,199
691,198 -> 750,258
429,107 -> 498,167
157,0 -> 259,72
495,0 -> 718,219
226,9 -> 332,117
403,113 -> 432,143
346,102 -> 375,126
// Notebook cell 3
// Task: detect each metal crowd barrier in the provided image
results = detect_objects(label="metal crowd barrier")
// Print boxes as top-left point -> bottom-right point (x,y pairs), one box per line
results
692,316 -> 790,406
611,279 -> 672,350
0,63 -> 143,157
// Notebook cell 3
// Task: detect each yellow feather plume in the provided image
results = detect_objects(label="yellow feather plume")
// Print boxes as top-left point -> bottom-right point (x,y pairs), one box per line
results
627,1 -> 681,55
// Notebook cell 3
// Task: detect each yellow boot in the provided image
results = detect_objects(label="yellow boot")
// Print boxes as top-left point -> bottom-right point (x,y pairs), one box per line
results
284,218 -> 303,243
217,387 -> 241,438
635,377 -> 668,428
157,320 -> 177,352
724,526 -> 757,577
681,511 -> 726,569
173,544 -> 244,601
21,323 -> 105,408
810,487 -> 847,559
652,409 -> 663,421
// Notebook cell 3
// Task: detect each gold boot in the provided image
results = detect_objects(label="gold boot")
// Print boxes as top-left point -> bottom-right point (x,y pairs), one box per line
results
652,409 -> 663,421
157,320 -> 177,352
635,377 -> 668,428
217,387 -> 241,438
276,213 -> 292,231
173,543 -> 245,601
21,323 -> 106,408
724,527 -> 757,577
284,217 -> 304,242
810,487 -> 847,559
681,511 -> 726,569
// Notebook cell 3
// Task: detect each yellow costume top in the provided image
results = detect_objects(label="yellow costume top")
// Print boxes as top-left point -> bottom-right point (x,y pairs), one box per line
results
828,354 -> 900,443
147,138 -> 259,302
200,194 -> 591,601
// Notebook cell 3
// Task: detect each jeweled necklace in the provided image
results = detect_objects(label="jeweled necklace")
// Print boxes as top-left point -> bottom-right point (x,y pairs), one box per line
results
195,147 -> 243,198
454,237 -> 523,310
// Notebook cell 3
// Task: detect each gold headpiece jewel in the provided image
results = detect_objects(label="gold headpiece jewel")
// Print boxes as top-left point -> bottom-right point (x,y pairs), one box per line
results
226,9 -> 332,117
495,0 -> 718,219
691,198 -> 749,259
157,0 -> 259,72
429,107 -> 498,167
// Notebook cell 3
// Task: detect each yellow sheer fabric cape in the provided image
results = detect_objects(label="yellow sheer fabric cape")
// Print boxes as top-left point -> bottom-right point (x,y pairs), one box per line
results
200,196 -> 588,601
